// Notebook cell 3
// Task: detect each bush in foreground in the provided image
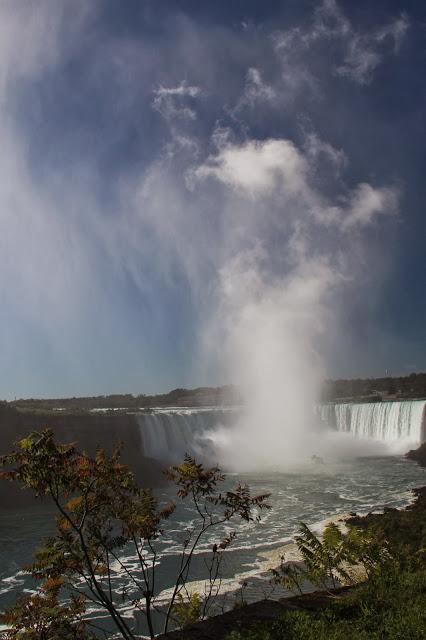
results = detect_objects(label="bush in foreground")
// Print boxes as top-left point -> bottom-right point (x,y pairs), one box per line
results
229,567 -> 426,640
0,429 -> 270,639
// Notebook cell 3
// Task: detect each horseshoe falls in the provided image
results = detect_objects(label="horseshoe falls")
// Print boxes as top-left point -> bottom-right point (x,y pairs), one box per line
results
135,401 -> 426,464
317,400 -> 426,447
135,408 -> 236,463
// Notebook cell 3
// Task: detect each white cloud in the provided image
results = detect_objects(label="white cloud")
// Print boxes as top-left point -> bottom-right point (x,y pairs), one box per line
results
234,67 -> 276,111
336,36 -> 382,84
0,1 -> 96,98
314,183 -> 399,230
341,183 -> 399,229
303,132 -> 347,171
0,1 -> 98,329
193,138 -> 307,197
152,82 -> 202,121
312,0 -> 352,41
274,0 -> 409,85
155,84 -> 201,98
192,135 -> 398,232
376,14 -> 409,52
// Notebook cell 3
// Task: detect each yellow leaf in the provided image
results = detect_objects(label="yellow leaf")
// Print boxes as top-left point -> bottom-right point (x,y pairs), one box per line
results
58,517 -> 71,531
65,496 -> 83,511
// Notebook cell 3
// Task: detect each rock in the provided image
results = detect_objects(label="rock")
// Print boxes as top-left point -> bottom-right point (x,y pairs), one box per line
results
406,442 -> 426,467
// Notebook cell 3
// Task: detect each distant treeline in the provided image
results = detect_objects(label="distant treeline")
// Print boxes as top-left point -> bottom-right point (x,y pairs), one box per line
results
320,372 -> 426,402
5,373 -> 426,411
8,385 -> 242,412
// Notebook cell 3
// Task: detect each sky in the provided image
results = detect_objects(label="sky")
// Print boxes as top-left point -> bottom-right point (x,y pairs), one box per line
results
0,0 -> 425,399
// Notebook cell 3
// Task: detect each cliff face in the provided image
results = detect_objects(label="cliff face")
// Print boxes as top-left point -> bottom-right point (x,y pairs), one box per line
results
406,442 -> 426,468
0,406 -> 165,508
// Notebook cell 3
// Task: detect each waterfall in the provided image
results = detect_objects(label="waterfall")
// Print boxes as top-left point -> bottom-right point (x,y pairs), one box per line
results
317,400 -> 426,445
136,401 -> 425,465
135,408 -> 236,463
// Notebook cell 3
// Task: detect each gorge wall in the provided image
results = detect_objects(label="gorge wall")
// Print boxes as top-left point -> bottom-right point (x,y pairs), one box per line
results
0,406 -> 164,508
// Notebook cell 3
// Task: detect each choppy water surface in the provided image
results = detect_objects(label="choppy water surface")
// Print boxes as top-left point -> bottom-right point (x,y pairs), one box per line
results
0,455 -> 424,634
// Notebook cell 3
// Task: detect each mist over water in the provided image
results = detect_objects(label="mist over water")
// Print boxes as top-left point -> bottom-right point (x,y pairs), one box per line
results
210,263 -> 327,469
194,137 -> 398,470
217,400 -> 424,470
139,399 -> 425,472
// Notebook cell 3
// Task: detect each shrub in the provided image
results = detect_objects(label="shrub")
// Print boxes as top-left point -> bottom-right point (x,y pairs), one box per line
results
0,429 -> 270,639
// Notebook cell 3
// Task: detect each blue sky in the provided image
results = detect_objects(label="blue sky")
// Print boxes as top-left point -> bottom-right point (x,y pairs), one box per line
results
0,0 -> 425,399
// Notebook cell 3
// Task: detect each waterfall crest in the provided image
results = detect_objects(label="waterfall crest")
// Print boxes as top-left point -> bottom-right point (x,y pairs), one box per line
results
135,401 -> 425,464
317,400 -> 425,445
136,408 -> 235,463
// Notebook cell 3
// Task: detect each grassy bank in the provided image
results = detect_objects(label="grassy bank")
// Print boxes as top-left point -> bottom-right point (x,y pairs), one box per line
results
227,487 -> 426,640
228,569 -> 426,639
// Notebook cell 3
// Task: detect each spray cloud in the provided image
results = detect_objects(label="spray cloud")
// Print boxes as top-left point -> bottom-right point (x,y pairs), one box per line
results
0,0 -> 408,455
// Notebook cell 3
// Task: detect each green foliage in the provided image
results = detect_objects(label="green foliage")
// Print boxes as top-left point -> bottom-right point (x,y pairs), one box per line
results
1,580 -> 93,640
167,457 -> 270,523
232,581 -> 248,610
0,430 -> 270,639
294,522 -> 353,590
346,490 -> 426,571
273,518 -> 397,596
321,371 -> 426,402
342,524 -> 393,579
171,592 -> 201,628
228,568 -> 426,640
271,556 -> 305,595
